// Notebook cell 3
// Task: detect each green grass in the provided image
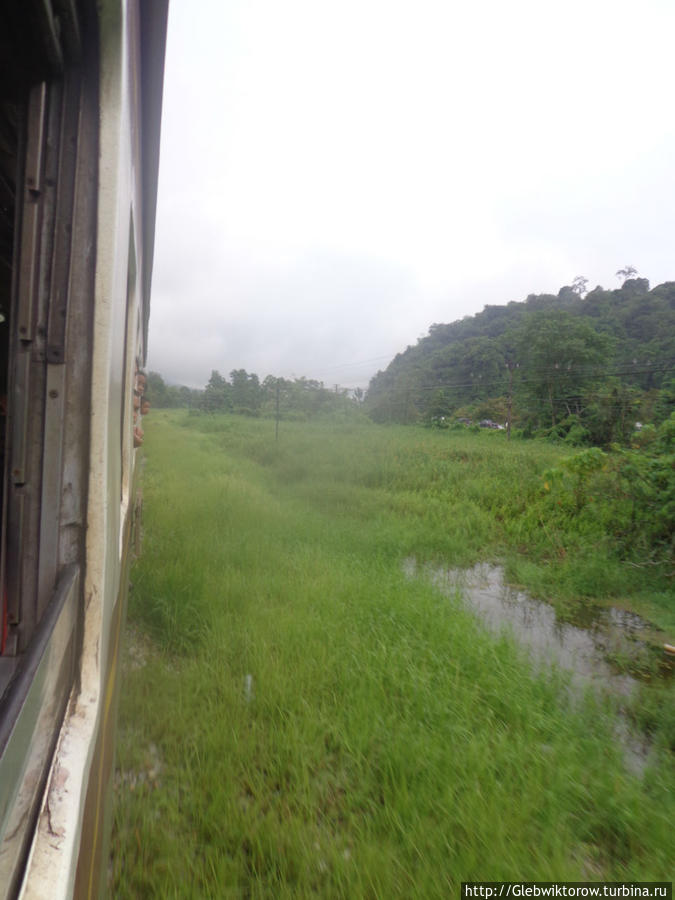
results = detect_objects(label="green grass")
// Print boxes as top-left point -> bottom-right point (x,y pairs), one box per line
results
112,413 -> 674,898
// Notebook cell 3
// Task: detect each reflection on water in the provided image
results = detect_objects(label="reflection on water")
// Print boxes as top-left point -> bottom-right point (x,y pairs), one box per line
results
403,559 -> 666,775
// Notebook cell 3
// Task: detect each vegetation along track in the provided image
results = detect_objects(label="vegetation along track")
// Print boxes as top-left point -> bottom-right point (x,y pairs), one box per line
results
111,411 -> 673,898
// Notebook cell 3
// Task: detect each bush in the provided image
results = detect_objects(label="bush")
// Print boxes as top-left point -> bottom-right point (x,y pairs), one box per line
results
541,415 -> 675,564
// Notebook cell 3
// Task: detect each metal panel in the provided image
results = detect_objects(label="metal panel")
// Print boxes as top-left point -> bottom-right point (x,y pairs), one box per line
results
47,70 -> 81,365
4,492 -> 24,636
37,365 -> 65,616
22,85 -> 46,196
17,83 -> 47,343
7,77 -> 63,653
0,566 -> 79,900
38,70 -> 85,614
9,350 -> 30,486
56,41 -> 97,575
6,70 -> 88,650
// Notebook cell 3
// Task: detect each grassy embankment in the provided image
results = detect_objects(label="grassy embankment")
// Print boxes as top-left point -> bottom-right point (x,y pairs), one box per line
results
112,412 -> 673,898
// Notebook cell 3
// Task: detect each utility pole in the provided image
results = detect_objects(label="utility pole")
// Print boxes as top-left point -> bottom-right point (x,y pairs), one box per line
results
275,378 -> 280,441
506,361 -> 515,441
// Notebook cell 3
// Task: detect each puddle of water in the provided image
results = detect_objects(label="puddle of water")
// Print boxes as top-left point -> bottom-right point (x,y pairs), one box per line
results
403,559 -> 664,775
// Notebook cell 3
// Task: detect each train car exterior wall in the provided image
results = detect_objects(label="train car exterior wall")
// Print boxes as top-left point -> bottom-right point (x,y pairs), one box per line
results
0,1 -> 168,897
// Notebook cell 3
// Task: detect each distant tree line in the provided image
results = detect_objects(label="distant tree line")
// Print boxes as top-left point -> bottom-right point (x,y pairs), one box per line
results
145,369 -> 364,421
202,370 -> 363,420
365,276 -> 675,446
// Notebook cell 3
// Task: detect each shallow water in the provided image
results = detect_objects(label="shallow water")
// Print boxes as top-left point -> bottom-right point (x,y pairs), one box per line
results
403,559 -> 663,774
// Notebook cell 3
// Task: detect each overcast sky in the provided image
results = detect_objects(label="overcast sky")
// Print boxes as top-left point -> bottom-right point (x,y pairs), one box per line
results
147,0 -> 675,390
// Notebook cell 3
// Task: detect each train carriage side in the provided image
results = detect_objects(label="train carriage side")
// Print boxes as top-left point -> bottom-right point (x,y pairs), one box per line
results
0,1 -> 168,897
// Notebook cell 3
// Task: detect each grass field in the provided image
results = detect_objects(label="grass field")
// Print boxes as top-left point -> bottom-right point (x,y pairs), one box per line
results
111,412 -> 673,898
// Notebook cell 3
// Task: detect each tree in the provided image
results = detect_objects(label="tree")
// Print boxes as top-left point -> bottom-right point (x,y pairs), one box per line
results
229,369 -> 261,413
145,371 -> 170,408
571,275 -> 588,296
515,310 -> 613,428
616,265 -> 638,284
202,370 -> 230,411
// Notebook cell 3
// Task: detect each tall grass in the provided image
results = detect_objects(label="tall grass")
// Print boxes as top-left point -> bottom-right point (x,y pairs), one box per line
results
112,413 -> 673,898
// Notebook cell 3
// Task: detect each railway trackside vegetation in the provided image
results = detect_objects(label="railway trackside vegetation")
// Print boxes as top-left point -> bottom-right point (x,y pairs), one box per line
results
112,412 -> 673,898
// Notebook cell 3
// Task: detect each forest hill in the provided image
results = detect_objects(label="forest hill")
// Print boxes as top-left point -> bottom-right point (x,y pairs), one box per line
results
364,277 -> 674,446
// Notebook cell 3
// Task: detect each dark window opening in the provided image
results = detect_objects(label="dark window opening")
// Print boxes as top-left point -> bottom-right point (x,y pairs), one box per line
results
0,91 -> 22,669
0,0 -> 92,691
0,1 -> 96,891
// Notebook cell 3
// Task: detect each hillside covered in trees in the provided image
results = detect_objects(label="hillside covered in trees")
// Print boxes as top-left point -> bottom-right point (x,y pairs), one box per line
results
365,277 -> 675,445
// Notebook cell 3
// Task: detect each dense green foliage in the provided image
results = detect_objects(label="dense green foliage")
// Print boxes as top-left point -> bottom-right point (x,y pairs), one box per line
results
539,414 -> 675,569
365,278 -> 675,444
112,413 -> 673,898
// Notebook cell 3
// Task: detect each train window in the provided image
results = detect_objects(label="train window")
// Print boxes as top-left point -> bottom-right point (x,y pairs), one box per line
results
0,7 -> 95,679
0,89 -> 22,674
0,4 -> 100,891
